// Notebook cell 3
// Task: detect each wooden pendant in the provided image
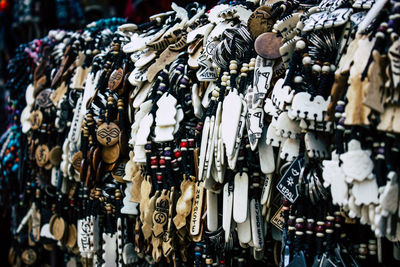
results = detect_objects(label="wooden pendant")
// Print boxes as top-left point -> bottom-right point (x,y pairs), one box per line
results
255,33 -> 282,60
153,189 -> 170,237
247,6 -> 274,39
49,145 -> 62,166
139,177 -> 152,225
142,191 -> 159,240
190,182 -> 204,236
173,176 -> 195,230
109,68 -> 124,91
35,144 -> 49,167
233,172 -> 249,223
50,216 -> 66,241
92,147 -> 101,171
101,143 -> 120,164
130,169 -> 144,203
111,160 -> 127,183
30,110 -> 43,130
72,150 -> 83,172
36,88 -> 53,108
65,224 -> 77,249
97,122 -> 120,147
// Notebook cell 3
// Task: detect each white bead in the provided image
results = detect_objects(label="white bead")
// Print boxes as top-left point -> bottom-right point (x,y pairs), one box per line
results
296,40 -> 306,50
294,76 -> 303,83
302,56 -> 312,65
330,64 -> 336,72
312,64 -> 321,72
322,65 -> 330,72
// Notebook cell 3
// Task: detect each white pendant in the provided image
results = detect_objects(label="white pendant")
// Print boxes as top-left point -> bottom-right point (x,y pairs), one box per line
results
289,92 -> 330,122
264,98 -> 279,118
40,223 -> 56,240
129,100 -> 152,146
233,172 -> 249,223
246,106 -> 264,151
133,145 -> 146,163
352,178 -> 379,206
275,112 -> 301,139
379,171 -> 399,216
266,124 -> 286,147
340,139 -> 374,182
102,233 -> 117,267
348,194 -> 361,218
250,198 -> 264,249
322,151 -> 340,187
271,78 -> 294,111
205,113 -> 217,180
206,190 -> 218,232
198,116 -> 211,181
121,183 -> 139,215
260,174 -> 273,206
132,82 -> 152,108
221,90 -> 242,157
135,113 -> 154,146
153,126 -> 174,142
227,98 -> 247,170
173,106 -> 184,134
237,202 -> 252,244
191,83 -> 203,119
329,165 -> 348,206
258,128 -> 275,174
223,182 -> 234,243
155,94 -> 177,126
303,8 -> 352,32
304,132 -> 329,159
280,138 -> 300,161
254,56 -> 274,95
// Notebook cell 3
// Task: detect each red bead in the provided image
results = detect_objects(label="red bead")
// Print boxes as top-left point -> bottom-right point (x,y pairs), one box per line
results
325,221 -> 334,229
180,141 -> 188,148
295,223 -> 304,231
188,139 -> 195,147
15,158 -> 19,162
151,158 -> 158,165
10,146 -> 15,152
315,225 -> 324,232
157,175 -> 163,181
174,150 -> 181,158
282,198 -> 291,207
159,158 -> 166,165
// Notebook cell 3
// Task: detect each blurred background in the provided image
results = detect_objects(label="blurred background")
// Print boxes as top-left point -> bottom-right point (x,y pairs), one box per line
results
0,0 -> 216,262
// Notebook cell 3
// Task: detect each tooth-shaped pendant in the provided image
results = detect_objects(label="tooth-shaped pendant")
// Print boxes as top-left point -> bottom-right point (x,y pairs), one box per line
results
233,172 -> 249,223
223,182 -> 233,242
